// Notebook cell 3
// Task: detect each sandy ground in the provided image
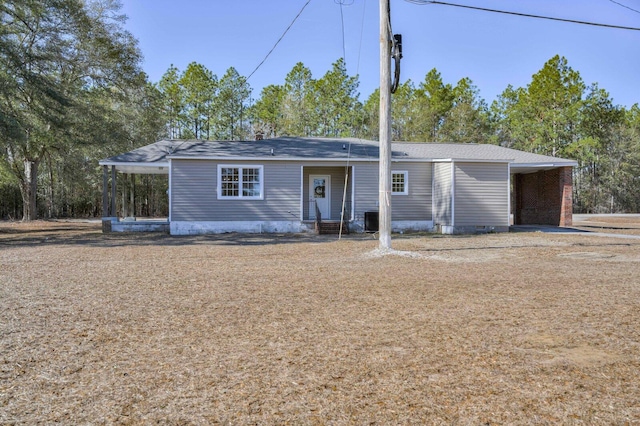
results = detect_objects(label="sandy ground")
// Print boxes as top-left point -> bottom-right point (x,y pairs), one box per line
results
1,219 -> 639,424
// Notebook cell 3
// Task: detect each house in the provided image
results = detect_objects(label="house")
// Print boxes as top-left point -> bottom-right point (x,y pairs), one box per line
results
98,137 -> 577,235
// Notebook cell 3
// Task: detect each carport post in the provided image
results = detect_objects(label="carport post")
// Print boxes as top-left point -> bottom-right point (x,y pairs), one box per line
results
102,165 -> 108,217
130,173 -> 135,217
110,166 -> 116,217
122,173 -> 128,217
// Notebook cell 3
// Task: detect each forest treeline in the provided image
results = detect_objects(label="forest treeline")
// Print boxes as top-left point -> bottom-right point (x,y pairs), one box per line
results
2,0 -> 639,220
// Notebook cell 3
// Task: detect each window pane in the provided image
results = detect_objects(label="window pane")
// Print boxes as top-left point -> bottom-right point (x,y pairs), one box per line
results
221,168 -> 240,196
221,168 -> 239,181
392,173 -> 405,193
243,168 -> 259,183
243,183 -> 257,197
222,182 -> 239,197
242,168 -> 261,197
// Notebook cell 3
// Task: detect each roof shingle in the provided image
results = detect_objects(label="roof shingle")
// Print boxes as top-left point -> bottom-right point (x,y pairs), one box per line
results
100,137 -> 577,169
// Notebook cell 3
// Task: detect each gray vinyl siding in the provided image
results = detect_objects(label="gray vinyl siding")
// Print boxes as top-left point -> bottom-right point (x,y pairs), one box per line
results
352,162 -> 433,222
454,162 -> 509,226
171,160 -> 215,221
390,162 -> 432,220
171,159 -> 300,221
171,159 -> 435,223
352,163 -> 379,221
433,162 -> 452,226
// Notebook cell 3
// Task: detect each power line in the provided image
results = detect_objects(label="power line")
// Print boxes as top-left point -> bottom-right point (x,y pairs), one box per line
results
608,0 -> 640,15
247,0 -> 312,82
405,0 -> 640,31
355,0 -> 367,75
335,0 -> 348,63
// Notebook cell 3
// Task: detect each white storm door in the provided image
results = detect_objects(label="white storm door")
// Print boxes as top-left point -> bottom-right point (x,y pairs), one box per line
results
309,175 -> 331,220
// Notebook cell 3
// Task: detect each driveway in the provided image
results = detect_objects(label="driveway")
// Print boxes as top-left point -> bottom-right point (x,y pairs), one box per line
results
511,214 -> 640,239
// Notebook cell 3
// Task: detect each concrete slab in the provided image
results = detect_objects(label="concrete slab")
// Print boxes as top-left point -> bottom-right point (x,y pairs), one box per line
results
510,224 -> 640,239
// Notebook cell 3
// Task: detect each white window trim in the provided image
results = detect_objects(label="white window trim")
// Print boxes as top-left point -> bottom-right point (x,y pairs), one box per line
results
217,165 -> 264,200
391,170 -> 409,195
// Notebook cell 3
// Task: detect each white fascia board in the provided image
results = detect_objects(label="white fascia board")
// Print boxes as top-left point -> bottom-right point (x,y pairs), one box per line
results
168,155 -> 371,162
451,158 -> 513,163
98,161 -> 170,168
169,155 -> 435,163
511,161 -> 578,168
168,155 -> 521,164
390,158 -> 435,163
431,158 -> 512,164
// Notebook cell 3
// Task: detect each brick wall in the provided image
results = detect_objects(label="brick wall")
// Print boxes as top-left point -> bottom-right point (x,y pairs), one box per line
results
514,167 -> 573,226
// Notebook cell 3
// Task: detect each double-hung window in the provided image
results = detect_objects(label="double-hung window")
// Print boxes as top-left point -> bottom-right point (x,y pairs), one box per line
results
218,165 -> 264,200
391,171 -> 408,195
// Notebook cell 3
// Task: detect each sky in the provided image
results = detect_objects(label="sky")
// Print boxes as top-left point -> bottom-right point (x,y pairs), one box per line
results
119,0 -> 640,108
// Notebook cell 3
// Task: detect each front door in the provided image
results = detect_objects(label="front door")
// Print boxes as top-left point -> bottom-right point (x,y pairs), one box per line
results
310,175 -> 331,220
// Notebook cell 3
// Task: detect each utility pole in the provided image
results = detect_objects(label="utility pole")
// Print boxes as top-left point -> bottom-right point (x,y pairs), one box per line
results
379,0 -> 392,249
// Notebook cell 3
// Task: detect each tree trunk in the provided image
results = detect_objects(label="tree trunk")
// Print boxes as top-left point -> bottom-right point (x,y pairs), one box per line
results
20,158 -> 39,221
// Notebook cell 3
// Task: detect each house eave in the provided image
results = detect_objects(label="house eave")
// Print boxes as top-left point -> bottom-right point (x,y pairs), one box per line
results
98,161 -> 170,174
167,155 -> 434,162
511,162 -> 577,174
432,158 -> 513,164
166,155 -> 518,164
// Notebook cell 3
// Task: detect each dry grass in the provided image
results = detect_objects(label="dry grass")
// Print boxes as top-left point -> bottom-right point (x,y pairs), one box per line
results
1,220 -> 640,424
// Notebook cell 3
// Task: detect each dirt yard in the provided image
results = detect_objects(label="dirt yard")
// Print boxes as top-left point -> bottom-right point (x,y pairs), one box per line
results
1,220 -> 639,424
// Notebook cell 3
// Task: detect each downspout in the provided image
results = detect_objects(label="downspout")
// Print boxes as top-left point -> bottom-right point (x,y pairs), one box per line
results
300,166 -> 304,222
168,159 -> 172,223
350,166 -> 356,222
451,161 -> 456,229
339,171 -> 349,239
507,163 -> 511,226
431,163 -> 435,227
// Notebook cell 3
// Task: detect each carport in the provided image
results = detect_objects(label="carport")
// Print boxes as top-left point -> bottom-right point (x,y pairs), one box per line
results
511,165 -> 574,227
99,143 -> 171,232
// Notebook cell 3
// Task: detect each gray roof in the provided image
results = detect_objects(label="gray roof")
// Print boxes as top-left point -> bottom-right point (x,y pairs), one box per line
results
100,137 -> 577,174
